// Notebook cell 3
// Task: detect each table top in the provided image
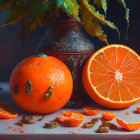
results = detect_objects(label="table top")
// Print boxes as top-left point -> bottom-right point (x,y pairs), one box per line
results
0,82 -> 140,140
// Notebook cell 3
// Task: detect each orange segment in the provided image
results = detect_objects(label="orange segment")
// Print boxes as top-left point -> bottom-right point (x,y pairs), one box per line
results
83,107 -> 100,116
56,116 -> 69,123
62,111 -> 85,118
57,111 -> 85,127
82,44 -> 140,109
0,102 -> 18,119
116,117 -> 140,131
102,112 -> 116,121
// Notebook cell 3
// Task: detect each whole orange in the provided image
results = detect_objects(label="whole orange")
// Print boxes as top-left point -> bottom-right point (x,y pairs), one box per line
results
10,53 -> 73,114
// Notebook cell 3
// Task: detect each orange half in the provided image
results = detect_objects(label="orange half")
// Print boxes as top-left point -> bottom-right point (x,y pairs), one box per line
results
82,44 -> 140,109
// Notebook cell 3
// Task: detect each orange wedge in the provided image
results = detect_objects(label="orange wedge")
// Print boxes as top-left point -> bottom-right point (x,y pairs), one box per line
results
56,116 -> 69,123
62,111 -> 85,118
102,112 -> 116,121
56,111 -> 85,127
82,44 -> 140,109
116,117 -> 140,131
83,107 -> 100,116
0,102 -> 18,119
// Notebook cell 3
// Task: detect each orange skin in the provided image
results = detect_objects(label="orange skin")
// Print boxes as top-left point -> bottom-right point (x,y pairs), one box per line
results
0,102 -> 18,119
82,44 -> 140,109
137,106 -> 140,114
102,112 -> 116,121
83,107 -> 100,116
116,117 -> 140,131
10,55 -> 73,114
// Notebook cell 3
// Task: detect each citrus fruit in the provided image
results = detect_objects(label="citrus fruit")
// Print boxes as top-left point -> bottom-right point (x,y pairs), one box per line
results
137,106 -> 140,114
82,44 -> 140,109
116,117 -> 140,131
56,111 -> 85,127
0,102 -> 18,119
10,53 -> 73,114
56,116 -> 69,123
83,107 -> 100,116
102,112 -> 116,121
62,111 -> 85,118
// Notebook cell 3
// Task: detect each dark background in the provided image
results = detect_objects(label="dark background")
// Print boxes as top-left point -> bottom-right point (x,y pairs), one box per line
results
0,0 -> 139,81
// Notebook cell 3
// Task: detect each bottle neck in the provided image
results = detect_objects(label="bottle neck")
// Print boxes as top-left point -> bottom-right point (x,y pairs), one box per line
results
48,18 -> 81,38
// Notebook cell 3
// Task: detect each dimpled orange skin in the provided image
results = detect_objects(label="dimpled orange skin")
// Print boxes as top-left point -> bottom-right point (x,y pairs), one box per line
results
9,55 -> 73,114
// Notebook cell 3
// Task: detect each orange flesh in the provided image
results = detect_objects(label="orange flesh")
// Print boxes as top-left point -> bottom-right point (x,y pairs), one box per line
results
116,117 -> 140,131
84,107 -> 100,116
102,112 -> 116,121
0,102 -> 17,119
57,111 -> 85,127
82,44 -> 140,109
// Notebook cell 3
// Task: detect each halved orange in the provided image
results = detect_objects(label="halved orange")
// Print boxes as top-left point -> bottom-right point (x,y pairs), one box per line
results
82,44 -> 140,109
116,117 -> 140,131
0,102 -> 18,119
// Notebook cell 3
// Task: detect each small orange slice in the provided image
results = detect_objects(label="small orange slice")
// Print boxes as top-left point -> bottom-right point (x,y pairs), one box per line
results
82,44 -> 140,109
116,117 -> 140,131
56,116 -> 69,123
0,102 -> 18,119
56,111 -> 85,127
102,112 -> 116,121
84,107 -> 100,116
137,106 -> 140,114
62,111 -> 85,118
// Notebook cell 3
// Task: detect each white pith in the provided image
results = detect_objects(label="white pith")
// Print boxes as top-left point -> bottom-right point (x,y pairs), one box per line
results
115,69 -> 122,82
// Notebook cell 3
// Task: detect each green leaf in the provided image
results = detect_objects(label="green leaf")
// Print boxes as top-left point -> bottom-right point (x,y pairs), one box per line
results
25,0 -> 57,32
93,0 -> 107,16
80,3 -> 108,44
56,0 -> 80,21
45,86 -> 54,99
5,0 -> 29,25
81,0 -> 120,43
116,0 -> 129,39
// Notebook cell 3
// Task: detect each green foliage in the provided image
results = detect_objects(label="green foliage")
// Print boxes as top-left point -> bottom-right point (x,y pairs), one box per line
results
93,0 -> 107,16
0,0 -> 129,43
